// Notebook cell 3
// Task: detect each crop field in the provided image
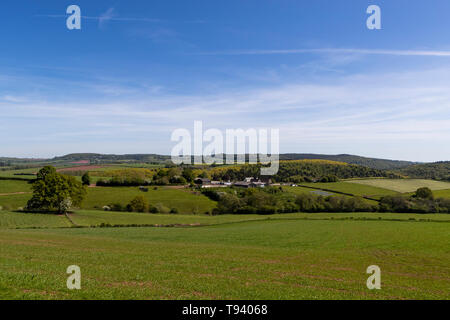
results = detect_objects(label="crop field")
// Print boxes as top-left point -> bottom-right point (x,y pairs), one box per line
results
0,168 -> 37,180
0,180 -> 31,194
0,212 -> 449,300
114,163 -> 165,169
0,193 -> 32,210
283,185 -> 378,206
82,187 -> 217,214
56,165 -> 107,172
283,186 -> 335,195
298,182 -> 398,199
0,182 -> 217,213
347,179 -> 450,193
0,211 -> 71,229
433,189 -> 450,199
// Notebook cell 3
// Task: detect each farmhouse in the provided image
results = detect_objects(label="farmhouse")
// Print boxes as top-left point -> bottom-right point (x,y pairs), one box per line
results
234,177 -> 267,188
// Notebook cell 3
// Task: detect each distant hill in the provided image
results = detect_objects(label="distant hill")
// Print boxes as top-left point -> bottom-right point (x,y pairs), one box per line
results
279,154 -> 415,170
397,161 -> 450,181
2,153 -> 417,170
52,153 -> 171,164
207,159 -> 401,182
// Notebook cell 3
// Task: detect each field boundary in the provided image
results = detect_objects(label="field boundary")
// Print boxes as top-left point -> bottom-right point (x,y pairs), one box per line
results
4,213 -> 449,230
0,177 -> 35,182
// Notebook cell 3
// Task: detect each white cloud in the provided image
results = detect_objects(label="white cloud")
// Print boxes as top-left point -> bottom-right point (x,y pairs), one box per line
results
1,67 -> 450,161
98,7 -> 115,28
199,48 -> 450,57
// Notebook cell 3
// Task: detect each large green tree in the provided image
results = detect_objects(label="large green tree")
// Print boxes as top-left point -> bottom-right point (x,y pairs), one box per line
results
27,166 -> 87,214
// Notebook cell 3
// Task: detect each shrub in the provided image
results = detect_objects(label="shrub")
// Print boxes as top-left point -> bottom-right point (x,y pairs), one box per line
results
82,172 -> 91,186
415,187 -> 434,200
109,203 -> 124,212
126,196 -> 149,213
154,203 -> 170,214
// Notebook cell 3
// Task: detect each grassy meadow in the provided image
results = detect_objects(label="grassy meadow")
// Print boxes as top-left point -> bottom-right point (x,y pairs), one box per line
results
0,168 -> 38,180
2,210 -> 450,230
297,182 -> 399,200
82,187 -> 217,214
0,180 -> 32,194
347,179 -> 450,193
0,179 -> 217,214
0,193 -> 32,210
0,174 -> 449,300
0,213 -> 449,299
1,178 -> 449,213
433,189 -> 450,199
0,211 -> 71,229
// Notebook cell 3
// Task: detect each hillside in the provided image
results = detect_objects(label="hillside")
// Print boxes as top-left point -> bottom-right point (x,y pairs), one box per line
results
279,154 -> 415,170
52,153 -> 171,164
397,161 -> 450,181
208,159 -> 400,182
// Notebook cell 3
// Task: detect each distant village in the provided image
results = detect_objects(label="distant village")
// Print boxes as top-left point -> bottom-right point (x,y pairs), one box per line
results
193,177 -> 289,189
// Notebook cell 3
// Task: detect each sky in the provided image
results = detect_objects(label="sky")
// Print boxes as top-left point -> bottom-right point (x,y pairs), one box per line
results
1,0 -> 450,161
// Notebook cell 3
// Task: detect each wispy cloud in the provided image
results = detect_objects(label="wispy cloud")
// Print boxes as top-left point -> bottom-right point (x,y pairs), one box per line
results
1,66 -> 450,161
98,7 -> 115,28
198,48 -> 450,57
36,12 -> 204,25
0,95 -> 27,103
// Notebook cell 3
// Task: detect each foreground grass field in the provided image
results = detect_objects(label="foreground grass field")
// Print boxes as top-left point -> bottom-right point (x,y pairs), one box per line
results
0,211 -> 71,229
348,179 -> 450,193
0,215 -> 449,300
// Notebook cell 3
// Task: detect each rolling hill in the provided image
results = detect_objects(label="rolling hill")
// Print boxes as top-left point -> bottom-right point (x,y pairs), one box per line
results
397,161 -> 450,181
279,154 -> 415,170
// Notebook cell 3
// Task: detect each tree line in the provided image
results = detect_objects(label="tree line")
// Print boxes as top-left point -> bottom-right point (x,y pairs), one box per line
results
203,187 -> 450,215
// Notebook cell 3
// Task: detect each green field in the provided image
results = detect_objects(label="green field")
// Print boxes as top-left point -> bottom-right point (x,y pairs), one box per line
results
0,176 -> 449,300
2,210 -> 450,230
284,186 -> 334,195
0,180 -> 32,194
0,168 -> 38,180
0,193 -> 32,210
433,189 -> 450,199
283,185 -> 379,206
297,182 -> 398,199
82,187 -> 217,214
347,179 -> 450,193
0,211 -> 71,229
0,211 -> 449,300
0,182 -> 217,214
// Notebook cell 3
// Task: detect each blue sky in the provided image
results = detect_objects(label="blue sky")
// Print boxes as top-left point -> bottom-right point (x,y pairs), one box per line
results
1,0 -> 450,161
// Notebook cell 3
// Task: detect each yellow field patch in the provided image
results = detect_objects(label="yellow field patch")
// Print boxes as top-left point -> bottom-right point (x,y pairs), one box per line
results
347,179 -> 450,193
